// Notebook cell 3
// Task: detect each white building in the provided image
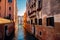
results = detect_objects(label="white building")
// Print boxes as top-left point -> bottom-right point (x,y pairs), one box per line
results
18,16 -> 23,25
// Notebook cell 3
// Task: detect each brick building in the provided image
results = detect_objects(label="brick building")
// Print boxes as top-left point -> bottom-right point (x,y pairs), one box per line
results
0,0 -> 18,29
0,0 -> 17,22
26,0 -> 60,40
0,0 -> 18,40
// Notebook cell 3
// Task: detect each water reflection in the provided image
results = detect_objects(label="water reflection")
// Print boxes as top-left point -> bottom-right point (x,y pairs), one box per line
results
13,24 -> 37,40
17,25 -> 24,40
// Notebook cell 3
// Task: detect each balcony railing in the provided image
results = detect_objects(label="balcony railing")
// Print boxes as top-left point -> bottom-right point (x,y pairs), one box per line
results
37,0 -> 42,11
4,14 -> 12,20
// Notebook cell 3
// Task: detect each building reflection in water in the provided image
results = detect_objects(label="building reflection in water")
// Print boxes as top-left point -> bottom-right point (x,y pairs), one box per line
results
13,24 -> 37,40
17,25 -> 24,40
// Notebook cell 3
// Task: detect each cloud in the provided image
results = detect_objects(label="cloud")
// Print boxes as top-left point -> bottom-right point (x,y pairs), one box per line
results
17,9 -> 26,16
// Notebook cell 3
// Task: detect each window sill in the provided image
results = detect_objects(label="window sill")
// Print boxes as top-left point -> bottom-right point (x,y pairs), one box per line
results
47,26 -> 54,28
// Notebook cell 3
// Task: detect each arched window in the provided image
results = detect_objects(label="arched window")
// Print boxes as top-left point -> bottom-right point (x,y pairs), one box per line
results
8,0 -> 12,3
39,19 -> 42,25
35,18 -> 37,25
9,7 -> 11,10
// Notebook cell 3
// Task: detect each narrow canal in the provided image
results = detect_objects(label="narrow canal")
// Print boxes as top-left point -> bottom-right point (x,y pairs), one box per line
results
14,24 -> 38,40
17,25 -> 24,40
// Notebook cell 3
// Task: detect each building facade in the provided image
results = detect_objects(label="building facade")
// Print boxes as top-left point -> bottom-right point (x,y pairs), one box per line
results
0,0 -> 17,40
18,16 -> 23,25
26,0 -> 60,40
0,0 -> 17,22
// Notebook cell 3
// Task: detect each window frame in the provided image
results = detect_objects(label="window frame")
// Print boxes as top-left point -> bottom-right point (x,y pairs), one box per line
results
8,0 -> 12,3
39,19 -> 42,25
37,0 -> 42,10
40,31 -> 42,35
9,7 -> 11,11
35,18 -> 37,25
31,19 -> 33,24
46,17 -> 54,27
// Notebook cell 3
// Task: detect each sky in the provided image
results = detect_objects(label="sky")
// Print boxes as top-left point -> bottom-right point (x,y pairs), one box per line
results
17,0 -> 26,16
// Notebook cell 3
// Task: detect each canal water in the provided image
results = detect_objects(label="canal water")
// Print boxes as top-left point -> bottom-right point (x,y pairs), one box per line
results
17,25 -> 24,40
13,24 -> 38,40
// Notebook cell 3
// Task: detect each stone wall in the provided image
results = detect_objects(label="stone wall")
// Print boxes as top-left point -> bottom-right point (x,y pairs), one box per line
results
50,0 -> 60,15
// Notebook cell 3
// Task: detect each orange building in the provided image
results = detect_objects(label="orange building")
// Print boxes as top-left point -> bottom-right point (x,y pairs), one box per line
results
0,0 -> 17,40
0,0 -> 5,17
0,0 -> 18,28
0,0 -> 17,22
0,18 -> 15,40
23,12 -> 27,28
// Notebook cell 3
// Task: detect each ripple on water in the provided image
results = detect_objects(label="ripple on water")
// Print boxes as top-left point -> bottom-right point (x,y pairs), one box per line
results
18,25 -> 24,40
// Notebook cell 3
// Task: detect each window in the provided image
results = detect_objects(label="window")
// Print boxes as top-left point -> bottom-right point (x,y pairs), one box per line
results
31,19 -> 33,24
5,25 -> 8,30
39,19 -> 42,25
8,0 -> 12,3
37,0 -> 42,10
0,0 -> 1,2
40,31 -> 42,35
9,7 -> 11,10
35,0 -> 36,2
35,18 -> 37,25
8,14 -> 11,19
28,0 -> 30,3
6,14 -> 11,20
34,3 -> 36,7
28,11 -> 30,16
27,21 -> 30,24
46,17 -> 54,26
31,5 -> 33,8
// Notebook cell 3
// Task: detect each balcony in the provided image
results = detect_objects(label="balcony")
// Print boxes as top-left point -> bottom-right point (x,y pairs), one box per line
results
36,0 -> 42,11
28,3 -> 36,16
4,14 -> 11,20
30,15 -> 36,18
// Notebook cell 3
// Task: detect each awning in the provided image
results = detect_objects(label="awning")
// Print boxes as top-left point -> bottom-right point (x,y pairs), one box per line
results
0,18 -> 12,24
